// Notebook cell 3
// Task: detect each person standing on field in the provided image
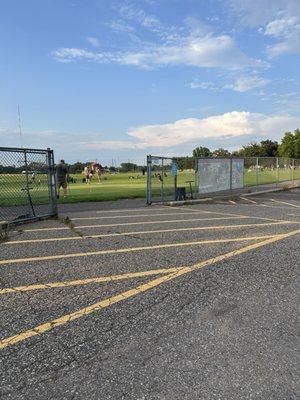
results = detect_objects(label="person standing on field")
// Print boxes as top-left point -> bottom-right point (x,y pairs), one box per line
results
56,159 -> 68,198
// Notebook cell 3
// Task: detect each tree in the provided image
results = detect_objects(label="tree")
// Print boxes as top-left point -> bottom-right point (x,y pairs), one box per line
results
239,142 -> 262,157
192,146 -> 211,157
278,132 -> 295,158
260,140 -> 278,157
119,162 -> 138,172
294,129 -> 300,158
212,148 -> 231,157
177,157 -> 194,170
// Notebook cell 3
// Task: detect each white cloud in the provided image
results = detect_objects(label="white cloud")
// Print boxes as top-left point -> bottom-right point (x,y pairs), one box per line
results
84,140 -> 137,150
188,81 -> 219,90
228,0 -> 300,57
87,37 -> 100,47
228,0 -> 300,27
119,3 -> 160,28
188,75 -> 269,92
107,20 -> 135,33
264,16 -> 299,37
264,16 -> 300,57
225,75 -> 269,92
81,111 -> 300,150
52,33 -> 267,70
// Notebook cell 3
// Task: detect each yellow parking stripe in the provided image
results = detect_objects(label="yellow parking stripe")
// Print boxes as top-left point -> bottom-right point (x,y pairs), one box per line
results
240,197 -> 257,204
5,221 -> 291,245
0,267 -> 181,295
270,199 -> 300,208
71,211 -> 208,220
1,228 -> 299,350
169,206 -> 295,223
0,235 -> 273,265
22,216 -> 247,232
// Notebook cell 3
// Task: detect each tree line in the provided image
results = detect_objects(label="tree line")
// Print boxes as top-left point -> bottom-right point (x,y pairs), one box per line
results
192,129 -> 300,159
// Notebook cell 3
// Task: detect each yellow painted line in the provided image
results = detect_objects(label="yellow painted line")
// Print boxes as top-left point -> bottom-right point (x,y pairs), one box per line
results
243,203 -> 300,211
270,199 -> 300,209
240,196 -> 257,204
72,211 -> 207,221
5,221 -> 291,245
0,235 -> 273,265
169,205 -> 294,223
95,207 -> 168,214
1,228 -> 299,350
22,216 -> 247,232
0,267 -> 182,295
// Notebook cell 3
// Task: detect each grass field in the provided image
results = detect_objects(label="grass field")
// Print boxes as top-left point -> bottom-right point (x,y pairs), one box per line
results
1,168 -> 300,206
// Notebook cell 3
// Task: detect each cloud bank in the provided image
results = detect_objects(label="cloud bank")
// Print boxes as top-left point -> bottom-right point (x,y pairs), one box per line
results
84,111 -> 300,150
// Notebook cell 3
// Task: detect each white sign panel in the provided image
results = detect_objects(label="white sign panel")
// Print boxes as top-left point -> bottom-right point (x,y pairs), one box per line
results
231,159 -> 244,189
198,158 -> 244,194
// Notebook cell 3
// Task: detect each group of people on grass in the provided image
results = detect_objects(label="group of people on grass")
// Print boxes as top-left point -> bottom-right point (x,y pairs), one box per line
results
56,160 -> 103,198
83,162 -> 102,184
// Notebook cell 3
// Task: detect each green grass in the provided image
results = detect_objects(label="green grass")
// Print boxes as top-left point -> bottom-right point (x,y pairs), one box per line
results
1,168 -> 300,206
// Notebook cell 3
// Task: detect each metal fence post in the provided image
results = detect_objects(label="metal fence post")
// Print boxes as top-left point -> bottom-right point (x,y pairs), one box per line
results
161,158 -> 164,202
146,155 -> 152,205
292,158 -> 295,186
24,149 -> 36,217
47,148 -> 57,216
229,157 -> 233,191
276,157 -> 279,187
256,157 -> 259,191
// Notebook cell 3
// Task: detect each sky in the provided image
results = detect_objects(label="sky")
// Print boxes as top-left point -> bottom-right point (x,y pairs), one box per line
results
1,0 -> 300,165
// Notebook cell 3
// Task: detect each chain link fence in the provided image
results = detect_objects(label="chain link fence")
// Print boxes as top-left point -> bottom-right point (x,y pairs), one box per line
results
0,147 -> 57,225
146,155 -> 300,204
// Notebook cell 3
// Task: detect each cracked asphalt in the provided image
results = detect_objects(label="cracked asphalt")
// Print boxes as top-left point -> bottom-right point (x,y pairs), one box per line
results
0,190 -> 299,400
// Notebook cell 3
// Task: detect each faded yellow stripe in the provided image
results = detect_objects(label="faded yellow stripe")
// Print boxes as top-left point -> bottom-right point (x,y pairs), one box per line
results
270,199 -> 300,209
23,216 -> 246,232
0,235 -> 274,265
1,228 -> 299,350
6,221 -> 291,245
169,205 -> 297,223
0,267 -> 181,295
72,210 -> 207,220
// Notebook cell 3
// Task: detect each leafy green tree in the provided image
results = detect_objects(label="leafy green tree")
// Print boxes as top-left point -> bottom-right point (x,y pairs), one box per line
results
278,132 -> 295,157
192,146 -> 211,157
239,142 -> 262,157
260,140 -> 278,157
212,148 -> 231,157
177,157 -> 194,170
294,129 -> 300,158
119,162 -> 138,172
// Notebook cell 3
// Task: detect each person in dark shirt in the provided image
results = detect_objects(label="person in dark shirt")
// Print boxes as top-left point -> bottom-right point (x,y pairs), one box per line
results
56,159 -> 68,198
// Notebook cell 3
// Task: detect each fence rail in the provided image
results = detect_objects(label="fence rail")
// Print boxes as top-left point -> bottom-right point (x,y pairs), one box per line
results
0,147 -> 57,225
146,155 -> 300,204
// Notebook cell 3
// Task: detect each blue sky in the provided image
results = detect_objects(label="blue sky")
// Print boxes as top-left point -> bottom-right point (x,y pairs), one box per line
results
1,0 -> 300,164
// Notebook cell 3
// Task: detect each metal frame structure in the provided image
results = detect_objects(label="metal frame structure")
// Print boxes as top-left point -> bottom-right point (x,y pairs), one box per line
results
146,155 -> 300,204
0,146 -> 57,225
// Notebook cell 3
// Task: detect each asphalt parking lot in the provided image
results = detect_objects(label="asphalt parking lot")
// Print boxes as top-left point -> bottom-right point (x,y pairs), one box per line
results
1,189 -> 299,400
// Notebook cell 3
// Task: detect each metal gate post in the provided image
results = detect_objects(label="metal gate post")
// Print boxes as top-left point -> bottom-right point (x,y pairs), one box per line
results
161,158 -> 164,202
276,157 -> 279,187
24,149 -> 36,217
229,157 -> 233,191
47,148 -> 58,216
146,155 -> 152,205
256,157 -> 259,191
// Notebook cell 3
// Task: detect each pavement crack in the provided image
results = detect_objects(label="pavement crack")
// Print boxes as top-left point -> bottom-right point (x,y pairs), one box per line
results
58,216 -> 85,238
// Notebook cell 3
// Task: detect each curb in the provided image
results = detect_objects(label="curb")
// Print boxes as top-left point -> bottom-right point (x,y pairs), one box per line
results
0,221 -> 8,241
161,184 -> 300,206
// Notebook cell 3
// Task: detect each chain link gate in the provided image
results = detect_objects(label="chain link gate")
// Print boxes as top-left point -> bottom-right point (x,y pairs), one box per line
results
0,147 -> 57,226
146,155 -> 300,204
